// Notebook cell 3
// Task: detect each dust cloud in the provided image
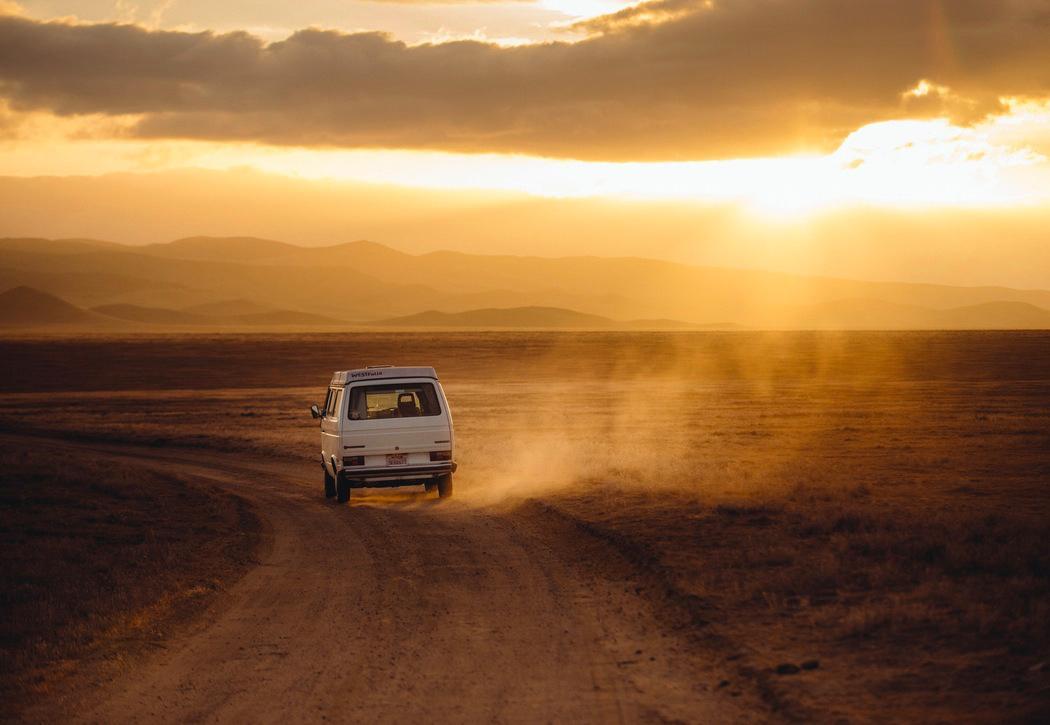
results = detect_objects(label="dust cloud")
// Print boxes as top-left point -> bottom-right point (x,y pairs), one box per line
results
449,332 -> 911,505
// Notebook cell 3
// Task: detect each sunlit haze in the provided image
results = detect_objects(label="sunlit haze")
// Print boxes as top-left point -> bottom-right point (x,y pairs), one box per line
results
1,1 -> 1049,286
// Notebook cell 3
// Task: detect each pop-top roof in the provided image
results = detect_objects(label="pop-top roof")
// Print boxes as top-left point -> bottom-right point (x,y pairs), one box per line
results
330,366 -> 438,385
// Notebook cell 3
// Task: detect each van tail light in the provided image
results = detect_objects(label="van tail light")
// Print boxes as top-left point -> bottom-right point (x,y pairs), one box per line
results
429,450 -> 451,461
343,456 -> 364,466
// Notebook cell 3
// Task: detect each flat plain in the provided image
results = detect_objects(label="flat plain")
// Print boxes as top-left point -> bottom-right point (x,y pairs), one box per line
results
1,331 -> 1048,722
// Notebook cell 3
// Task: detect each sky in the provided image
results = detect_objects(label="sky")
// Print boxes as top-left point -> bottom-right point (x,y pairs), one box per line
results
0,0 -> 1049,286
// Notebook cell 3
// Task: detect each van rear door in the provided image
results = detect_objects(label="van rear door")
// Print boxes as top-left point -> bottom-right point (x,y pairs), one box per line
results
342,379 -> 451,466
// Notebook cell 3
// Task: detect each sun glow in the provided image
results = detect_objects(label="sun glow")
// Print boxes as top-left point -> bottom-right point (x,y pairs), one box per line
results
183,115 -> 1050,216
2,105 -> 1048,218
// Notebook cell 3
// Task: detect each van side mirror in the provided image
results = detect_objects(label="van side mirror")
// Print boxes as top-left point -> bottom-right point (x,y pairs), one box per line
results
310,404 -> 322,419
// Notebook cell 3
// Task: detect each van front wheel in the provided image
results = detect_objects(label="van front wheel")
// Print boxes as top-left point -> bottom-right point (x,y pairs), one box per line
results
324,469 -> 336,498
336,476 -> 350,503
437,473 -> 453,499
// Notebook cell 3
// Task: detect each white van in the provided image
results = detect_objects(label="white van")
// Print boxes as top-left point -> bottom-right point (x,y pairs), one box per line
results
311,366 -> 456,502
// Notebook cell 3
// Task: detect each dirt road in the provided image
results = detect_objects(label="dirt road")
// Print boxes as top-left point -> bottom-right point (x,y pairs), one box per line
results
18,439 -> 754,724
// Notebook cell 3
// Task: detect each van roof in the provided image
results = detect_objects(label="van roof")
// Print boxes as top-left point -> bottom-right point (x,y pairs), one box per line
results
330,366 -> 438,385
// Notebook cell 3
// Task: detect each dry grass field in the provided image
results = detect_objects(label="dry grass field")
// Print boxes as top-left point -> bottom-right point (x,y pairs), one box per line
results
0,331 -> 1047,721
0,446 -> 259,717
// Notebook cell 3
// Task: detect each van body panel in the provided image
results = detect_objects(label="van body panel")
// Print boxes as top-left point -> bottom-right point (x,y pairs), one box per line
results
320,385 -> 343,477
344,423 -> 450,455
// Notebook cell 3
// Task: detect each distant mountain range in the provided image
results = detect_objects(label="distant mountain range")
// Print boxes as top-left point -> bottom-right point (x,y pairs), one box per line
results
0,287 -> 344,329
1,236 -> 1049,330
372,306 -> 740,329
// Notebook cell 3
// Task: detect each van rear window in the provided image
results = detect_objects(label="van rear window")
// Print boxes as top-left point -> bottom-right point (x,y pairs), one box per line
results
349,383 -> 441,420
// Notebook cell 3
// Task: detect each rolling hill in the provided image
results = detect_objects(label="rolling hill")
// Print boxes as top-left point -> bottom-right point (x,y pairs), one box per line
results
91,302 -> 345,327
375,306 -> 617,328
373,307 -> 735,329
182,299 -> 278,316
0,286 -> 107,326
92,304 -> 211,325
2,237 -> 1050,329
0,287 -> 347,329
142,236 -> 304,263
231,310 -> 345,326
788,298 -> 1050,330
937,301 -> 1050,330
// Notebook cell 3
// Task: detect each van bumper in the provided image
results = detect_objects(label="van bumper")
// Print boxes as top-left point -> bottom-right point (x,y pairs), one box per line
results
339,461 -> 457,487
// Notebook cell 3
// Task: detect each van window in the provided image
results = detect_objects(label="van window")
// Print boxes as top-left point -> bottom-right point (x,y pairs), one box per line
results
349,383 -> 441,420
326,388 -> 343,418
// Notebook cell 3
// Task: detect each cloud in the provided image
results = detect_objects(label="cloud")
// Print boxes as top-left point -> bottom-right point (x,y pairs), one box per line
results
0,1 -> 1048,160
0,102 -> 24,138
569,0 -> 701,33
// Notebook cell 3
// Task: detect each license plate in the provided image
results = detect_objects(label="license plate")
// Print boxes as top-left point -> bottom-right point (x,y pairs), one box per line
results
385,453 -> 408,466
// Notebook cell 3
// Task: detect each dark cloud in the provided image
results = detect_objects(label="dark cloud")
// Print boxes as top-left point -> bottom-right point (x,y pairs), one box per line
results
0,1 -> 1048,160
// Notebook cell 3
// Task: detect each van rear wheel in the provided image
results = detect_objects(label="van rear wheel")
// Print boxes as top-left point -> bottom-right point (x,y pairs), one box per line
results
336,476 -> 350,503
324,469 -> 336,498
437,473 -> 453,499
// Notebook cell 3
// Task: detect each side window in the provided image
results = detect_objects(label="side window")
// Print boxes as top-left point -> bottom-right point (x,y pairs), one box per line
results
326,388 -> 343,418
322,388 -> 333,416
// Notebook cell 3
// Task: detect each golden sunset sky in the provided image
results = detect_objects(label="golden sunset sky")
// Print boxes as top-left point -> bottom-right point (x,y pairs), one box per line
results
1,0 -> 1048,286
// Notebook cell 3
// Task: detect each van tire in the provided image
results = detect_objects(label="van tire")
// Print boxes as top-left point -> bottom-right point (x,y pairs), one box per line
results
324,469 -> 336,498
437,473 -> 453,499
336,476 -> 350,503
